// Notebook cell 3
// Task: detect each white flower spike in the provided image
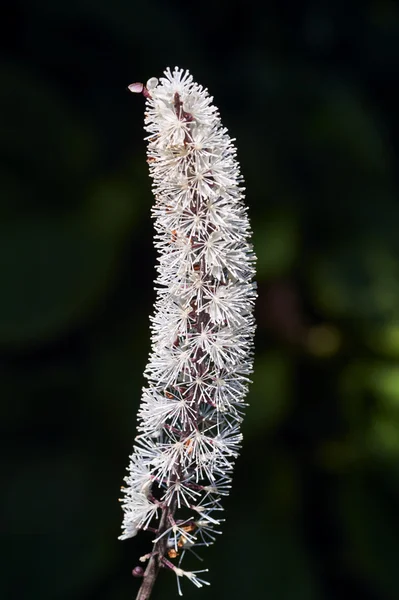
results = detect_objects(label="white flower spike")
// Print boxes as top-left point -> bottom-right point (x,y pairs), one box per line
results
120,67 -> 256,600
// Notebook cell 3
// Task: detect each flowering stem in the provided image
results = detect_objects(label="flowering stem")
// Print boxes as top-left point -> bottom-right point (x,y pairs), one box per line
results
137,92 -> 212,599
120,67 -> 256,598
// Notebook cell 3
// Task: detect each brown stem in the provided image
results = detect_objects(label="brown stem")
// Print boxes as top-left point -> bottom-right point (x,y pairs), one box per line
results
135,503 -> 174,600
135,552 -> 159,600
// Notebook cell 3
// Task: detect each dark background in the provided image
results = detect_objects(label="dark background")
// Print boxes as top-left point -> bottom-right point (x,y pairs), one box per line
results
2,1 -> 399,599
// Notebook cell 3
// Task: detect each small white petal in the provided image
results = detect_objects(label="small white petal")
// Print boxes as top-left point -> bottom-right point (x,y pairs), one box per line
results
146,77 -> 159,90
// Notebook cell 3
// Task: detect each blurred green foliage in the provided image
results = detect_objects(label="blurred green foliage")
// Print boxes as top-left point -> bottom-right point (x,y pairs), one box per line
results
2,1 -> 399,599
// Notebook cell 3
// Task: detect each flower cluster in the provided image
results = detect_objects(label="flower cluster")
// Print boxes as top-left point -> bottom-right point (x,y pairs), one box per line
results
120,67 -> 256,597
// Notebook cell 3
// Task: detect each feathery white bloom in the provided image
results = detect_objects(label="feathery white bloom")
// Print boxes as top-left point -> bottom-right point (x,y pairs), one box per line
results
120,67 -> 256,597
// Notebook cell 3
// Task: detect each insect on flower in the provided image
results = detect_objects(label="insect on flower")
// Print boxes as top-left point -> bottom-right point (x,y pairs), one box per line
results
120,67 -> 256,599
